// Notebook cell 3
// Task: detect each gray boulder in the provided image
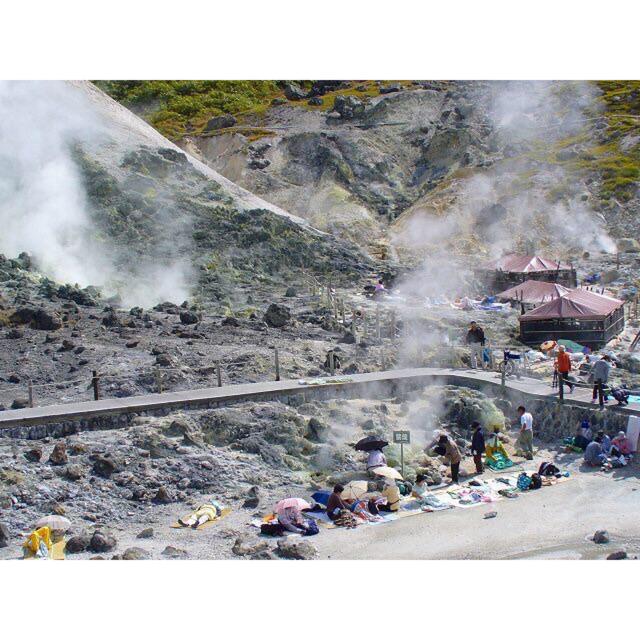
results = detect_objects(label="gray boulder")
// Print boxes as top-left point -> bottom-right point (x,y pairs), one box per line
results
0,523 -> 9,548
283,82 -> 308,101
162,545 -> 188,559
264,303 -> 291,328
120,547 -> 151,560
593,530 -> 609,544
89,530 -> 117,553
275,538 -> 318,560
66,532 -> 91,554
10,306 -> 62,330
204,114 -> 237,131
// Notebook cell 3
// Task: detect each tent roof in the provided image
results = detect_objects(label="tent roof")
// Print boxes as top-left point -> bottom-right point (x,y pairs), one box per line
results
482,254 -> 573,273
496,280 -> 571,304
520,288 -> 624,321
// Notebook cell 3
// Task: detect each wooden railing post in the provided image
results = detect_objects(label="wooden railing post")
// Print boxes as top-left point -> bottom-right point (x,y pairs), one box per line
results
274,347 -> 280,381
376,304 -> 381,341
27,380 -> 34,408
92,370 -> 101,400
558,374 -> 564,404
155,369 -> 163,393
216,361 -> 222,387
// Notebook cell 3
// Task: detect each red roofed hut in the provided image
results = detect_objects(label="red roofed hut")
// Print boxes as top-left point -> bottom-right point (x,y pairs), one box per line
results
519,288 -> 625,348
480,254 -> 577,291
497,279 -> 571,306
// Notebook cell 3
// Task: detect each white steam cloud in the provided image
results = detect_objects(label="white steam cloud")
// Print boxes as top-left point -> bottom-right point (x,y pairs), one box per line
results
0,81 -> 193,308
391,81 -> 616,262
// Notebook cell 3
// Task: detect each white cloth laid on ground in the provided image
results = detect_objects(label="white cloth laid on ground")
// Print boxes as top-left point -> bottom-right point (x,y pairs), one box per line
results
626,415 -> 640,453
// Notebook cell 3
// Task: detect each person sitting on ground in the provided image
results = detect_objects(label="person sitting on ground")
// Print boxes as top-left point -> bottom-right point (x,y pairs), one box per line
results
466,321 -> 486,370
437,434 -> 462,483
555,345 -> 574,393
325,484 -> 349,521
471,421 -> 485,473
611,431 -> 633,457
178,500 -> 225,529
597,430 -> 612,454
591,355 -> 612,406
366,448 -> 387,476
584,436 -> 606,467
373,279 -> 386,297
411,474 -> 430,501
277,505 -> 311,534
572,419 -> 593,450
379,478 -> 401,512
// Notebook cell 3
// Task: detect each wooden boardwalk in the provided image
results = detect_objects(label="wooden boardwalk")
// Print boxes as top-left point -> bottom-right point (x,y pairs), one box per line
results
1,367 -> 638,432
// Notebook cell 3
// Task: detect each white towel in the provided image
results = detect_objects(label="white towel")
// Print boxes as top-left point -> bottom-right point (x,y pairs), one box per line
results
626,415 -> 640,453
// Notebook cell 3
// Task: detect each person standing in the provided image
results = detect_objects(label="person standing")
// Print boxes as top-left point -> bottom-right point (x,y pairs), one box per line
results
555,345 -> 574,393
438,434 -> 462,483
366,448 -> 387,477
466,321 -> 486,369
591,355 -> 612,407
471,421 -> 485,473
516,405 -> 534,460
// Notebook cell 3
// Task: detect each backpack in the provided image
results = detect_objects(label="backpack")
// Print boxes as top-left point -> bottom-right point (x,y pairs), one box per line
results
260,522 -> 285,536
529,473 -> 542,490
303,519 -> 319,536
517,473 -> 532,491
538,462 -> 560,476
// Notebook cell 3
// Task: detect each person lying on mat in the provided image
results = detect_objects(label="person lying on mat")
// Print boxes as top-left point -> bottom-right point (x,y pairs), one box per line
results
278,506 -> 311,534
178,501 -> 224,529
326,484 -> 349,521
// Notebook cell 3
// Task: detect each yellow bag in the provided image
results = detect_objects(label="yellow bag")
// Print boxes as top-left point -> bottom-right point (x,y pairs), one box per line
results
23,526 -> 53,558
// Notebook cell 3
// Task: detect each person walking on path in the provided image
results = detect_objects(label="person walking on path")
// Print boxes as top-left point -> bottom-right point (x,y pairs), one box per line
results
438,434 -> 462,483
516,406 -> 534,460
471,421 -> 485,473
466,321 -> 485,369
591,355 -> 612,407
555,345 -> 574,393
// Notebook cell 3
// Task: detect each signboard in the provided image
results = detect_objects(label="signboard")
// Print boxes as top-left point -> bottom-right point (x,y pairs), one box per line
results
393,430 -> 410,444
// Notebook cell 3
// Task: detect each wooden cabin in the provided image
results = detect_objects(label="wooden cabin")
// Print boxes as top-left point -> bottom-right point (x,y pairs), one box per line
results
519,289 -> 625,349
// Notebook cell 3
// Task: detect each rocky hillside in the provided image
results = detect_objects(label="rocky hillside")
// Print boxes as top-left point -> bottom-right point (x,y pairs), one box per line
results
96,80 -> 640,263
0,82 -> 372,312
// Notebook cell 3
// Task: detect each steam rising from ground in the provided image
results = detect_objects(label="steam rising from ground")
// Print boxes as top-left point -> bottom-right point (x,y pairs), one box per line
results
392,81 -> 616,265
0,81 -> 192,307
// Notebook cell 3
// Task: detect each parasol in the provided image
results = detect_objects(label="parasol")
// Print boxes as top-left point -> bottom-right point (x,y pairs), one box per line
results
274,498 -> 311,515
35,515 -> 71,532
355,435 -> 389,452
372,465 -> 403,480
340,481 -> 369,501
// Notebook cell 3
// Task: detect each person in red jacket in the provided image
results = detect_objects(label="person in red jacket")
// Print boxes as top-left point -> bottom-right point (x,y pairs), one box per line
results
556,345 -> 574,393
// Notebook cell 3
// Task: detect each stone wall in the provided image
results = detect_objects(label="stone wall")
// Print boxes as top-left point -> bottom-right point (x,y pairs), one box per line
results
0,375 -> 633,441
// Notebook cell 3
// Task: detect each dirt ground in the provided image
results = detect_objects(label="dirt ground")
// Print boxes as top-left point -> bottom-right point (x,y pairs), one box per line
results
314,452 -> 640,560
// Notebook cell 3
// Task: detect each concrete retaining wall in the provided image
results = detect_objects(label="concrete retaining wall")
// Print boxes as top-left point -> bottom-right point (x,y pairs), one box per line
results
0,371 -> 633,441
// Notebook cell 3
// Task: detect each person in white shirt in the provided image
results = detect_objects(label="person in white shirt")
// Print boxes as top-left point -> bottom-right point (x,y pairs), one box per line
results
516,405 -> 534,460
366,449 -> 386,476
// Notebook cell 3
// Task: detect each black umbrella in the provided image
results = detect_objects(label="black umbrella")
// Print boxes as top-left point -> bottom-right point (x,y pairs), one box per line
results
355,435 -> 389,452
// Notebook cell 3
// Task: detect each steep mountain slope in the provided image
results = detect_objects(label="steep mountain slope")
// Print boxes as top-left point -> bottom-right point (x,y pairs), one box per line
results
0,82 -> 371,310
97,80 -> 640,264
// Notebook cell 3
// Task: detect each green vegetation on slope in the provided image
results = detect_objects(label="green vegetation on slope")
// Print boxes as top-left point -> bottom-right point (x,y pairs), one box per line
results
94,81 -> 281,140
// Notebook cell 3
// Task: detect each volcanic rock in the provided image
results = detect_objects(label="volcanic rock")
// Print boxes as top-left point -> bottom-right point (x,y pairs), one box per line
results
264,303 -> 291,328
